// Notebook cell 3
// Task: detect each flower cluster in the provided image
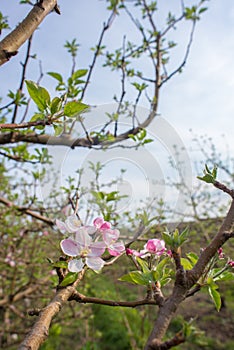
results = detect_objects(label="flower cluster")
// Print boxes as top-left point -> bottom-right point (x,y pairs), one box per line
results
56,215 -> 125,273
126,238 -> 166,258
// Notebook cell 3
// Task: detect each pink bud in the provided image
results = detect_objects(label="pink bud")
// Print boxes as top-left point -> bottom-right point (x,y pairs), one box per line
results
126,248 -> 134,255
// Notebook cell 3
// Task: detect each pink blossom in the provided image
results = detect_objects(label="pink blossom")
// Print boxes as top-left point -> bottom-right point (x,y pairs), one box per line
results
93,217 -> 111,231
144,239 -> 166,256
60,227 -> 106,272
102,229 -> 125,256
228,260 -> 234,268
218,248 -> 224,259
167,250 -> 173,258
126,248 -> 134,255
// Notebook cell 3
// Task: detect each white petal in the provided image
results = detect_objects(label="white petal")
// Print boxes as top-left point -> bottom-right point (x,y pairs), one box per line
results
56,219 -> 68,234
65,214 -> 81,232
103,229 -> 119,245
89,241 -> 106,257
86,257 -> 105,271
60,239 -> 80,256
68,259 -> 84,272
75,228 -> 92,248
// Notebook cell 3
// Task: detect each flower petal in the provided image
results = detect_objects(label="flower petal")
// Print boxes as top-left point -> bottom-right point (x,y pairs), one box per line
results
89,241 -> 106,257
74,228 -> 92,248
85,225 -> 97,236
93,217 -> 105,228
103,229 -> 120,245
65,214 -> 81,232
86,257 -> 105,271
108,241 -> 125,256
56,219 -> 68,234
68,259 -> 84,272
93,217 -> 111,230
60,238 -> 80,256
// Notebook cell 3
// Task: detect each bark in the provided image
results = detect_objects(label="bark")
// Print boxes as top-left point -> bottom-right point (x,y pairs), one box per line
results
145,199 -> 234,349
18,270 -> 85,350
0,0 -> 59,66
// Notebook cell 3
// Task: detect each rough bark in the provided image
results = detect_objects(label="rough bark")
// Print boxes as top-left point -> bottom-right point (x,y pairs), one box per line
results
0,0 -> 59,66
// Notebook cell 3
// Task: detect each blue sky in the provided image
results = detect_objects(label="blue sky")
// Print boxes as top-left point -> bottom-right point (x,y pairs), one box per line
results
0,0 -> 233,218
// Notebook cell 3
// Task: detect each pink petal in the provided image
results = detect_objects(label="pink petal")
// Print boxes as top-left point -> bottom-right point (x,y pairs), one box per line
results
103,229 -> 120,245
126,248 -> 134,255
68,259 -> 84,272
93,217 -> 111,231
100,222 -> 111,230
93,217 -> 105,228
108,241 -> 125,256
60,239 -> 80,256
89,241 -> 106,257
86,257 -> 105,271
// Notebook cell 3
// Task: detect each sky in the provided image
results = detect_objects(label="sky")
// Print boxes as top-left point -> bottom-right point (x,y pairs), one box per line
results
0,0 -> 234,219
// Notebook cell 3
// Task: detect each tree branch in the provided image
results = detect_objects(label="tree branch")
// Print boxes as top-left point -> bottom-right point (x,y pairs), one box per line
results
0,0 -> 59,66
69,291 -> 158,308
0,196 -> 54,226
18,269 -> 85,350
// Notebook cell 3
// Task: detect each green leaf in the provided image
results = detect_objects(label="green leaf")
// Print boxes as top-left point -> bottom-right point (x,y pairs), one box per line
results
136,257 -> 150,273
213,271 -> 234,282
50,97 -> 62,115
63,101 -> 89,117
26,80 -> 50,112
53,261 -> 68,269
106,191 -> 118,202
197,174 -> 214,184
186,252 -> 198,266
53,124 -> 63,136
30,113 -> 45,122
208,284 -> 221,311
59,272 -> 78,287
181,258 -> 193,270
119,271 -> 150,286
71,69 -> 88,80
47,72 -> 63,83
198,7 -> 208,14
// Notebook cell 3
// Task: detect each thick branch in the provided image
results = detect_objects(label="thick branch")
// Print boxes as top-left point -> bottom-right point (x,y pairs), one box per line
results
188,199 -> 234,286
0,0 -> 59,66
145,199 -> 234,349
0,116 -> 156,148
18,270 -> 85,350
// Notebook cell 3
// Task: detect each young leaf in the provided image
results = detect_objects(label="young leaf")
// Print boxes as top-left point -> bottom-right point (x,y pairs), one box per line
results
53,261 -> 68,269
72,69 -> 88,80
64,101 -> 89,117
181,258 -> 193,270
50,97 -> 62,115
119,271 -> 149,286
136,257 -> 150,273
59,272 -> 78,287
197,174 -> 214,184
208,284 -> 221,311
25,80 -> 50,112
53,124 -> 63,136
47,72 -> 63,83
